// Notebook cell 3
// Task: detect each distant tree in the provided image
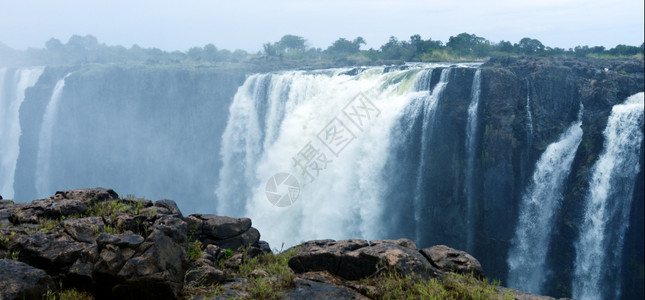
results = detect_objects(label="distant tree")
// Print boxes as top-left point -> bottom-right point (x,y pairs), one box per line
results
495,40 -> 514,53
326,37 -> 365,56
45,38 -> 64,51
409,35 -> 441,53
516,38 -> 545,55
608,44 -> 641,56
380,36 -> 407,60
263,42 -> 278,56
231,49 -> 248,62
447,33 -> 489,56
202,44 -> 218,60
187,46 -> 203,60
67,35 -> 100,51
277,35 -> 307,53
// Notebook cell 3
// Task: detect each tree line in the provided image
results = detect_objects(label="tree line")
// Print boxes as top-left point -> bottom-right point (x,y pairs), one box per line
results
1,33 -> 643,67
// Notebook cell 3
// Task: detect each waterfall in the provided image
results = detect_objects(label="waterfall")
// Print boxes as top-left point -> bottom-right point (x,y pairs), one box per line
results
412,68 -> 451,242
572,92 -> 644,300
216,64 -> 468,247
0,67 -> 44,199
464,69 -> 481,252
35,74 -> 70,198
526,79 -> 533,138
506,105 -> 584,294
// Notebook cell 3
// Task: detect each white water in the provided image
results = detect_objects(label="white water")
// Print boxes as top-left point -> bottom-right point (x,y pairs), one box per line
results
507,105 -> 584,294
464,69 -> 481,252
572,92 -> 644,300
216,64 -> 469,248
35,74 -> 70,198
0,67 -> 44,199
412,68 -> 451,242
526,79 -> 533,137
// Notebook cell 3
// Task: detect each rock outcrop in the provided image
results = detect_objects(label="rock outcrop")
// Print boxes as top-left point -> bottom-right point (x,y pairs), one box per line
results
0,188 -> 573,299
0,188 -> 264,300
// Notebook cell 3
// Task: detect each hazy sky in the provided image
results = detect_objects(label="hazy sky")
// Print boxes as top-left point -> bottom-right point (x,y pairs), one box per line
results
1,0 -> 643,52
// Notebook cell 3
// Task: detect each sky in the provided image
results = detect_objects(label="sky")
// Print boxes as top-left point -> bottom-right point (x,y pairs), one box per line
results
1,0 -> 643,52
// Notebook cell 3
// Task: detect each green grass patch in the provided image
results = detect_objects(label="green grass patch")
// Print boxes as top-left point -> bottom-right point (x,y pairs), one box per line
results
46,288 -> 94,300
361,271 -> 513,300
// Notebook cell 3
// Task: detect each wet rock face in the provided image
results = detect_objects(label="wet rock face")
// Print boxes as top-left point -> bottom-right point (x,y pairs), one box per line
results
0,188 -> 264,300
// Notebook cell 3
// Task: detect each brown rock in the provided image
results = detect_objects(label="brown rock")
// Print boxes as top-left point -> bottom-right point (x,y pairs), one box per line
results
420,245 -> 485,279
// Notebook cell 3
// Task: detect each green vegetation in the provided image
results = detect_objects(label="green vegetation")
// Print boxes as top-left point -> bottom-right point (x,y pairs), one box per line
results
46,288 -> 94,300
360,271 -> 514,300
233,247 -> 298,299
223,248 -> 234,260
185,246 -> 512,300
1,33 -> 642,68
187,247 -> 299,299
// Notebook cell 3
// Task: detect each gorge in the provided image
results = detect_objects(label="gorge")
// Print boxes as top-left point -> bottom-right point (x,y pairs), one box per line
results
0,57 -> 643,299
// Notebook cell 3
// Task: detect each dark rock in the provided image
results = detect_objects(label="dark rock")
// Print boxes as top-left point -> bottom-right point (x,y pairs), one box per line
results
284,278 -> 369,300
420,245 -> 485,279
246,245 -> 265,259
155,199 -> 183,218
201,215 -> 251,239
203,244 -> 223,261
370,238 -> 417,250
53,188 -> 119,203
95,244 -> 126,275
257,240 -> 272,253
184,266 -> 226,287
63,217 -> 104,243
288,239 -> 439,281
0,259 -> 55,300
112,214 -> 148,234
357,241 -> 438,278
96,233 -> 144,249
223,253 -> 244,270
215,227 -> 260,250
7,188 -> 118,225
185,214 -> 260,250
12,229 -> 92,272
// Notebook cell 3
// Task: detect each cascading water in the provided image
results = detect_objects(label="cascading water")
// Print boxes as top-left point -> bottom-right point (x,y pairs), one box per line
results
216,64 -> 471,248
506,105 -> 584,294
411,68 -> 451,242
526,79 -> 533,138
572,92 -> 644,300
35,74 -> 70,198
0,67 -> 44,199
464,69 -> 481,253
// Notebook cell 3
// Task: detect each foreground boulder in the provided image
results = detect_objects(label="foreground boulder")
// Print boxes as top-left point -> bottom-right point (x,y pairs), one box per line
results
0,188 -> 263,299
184,214 -> 260,250
0,259 -> 55,300
421,244 -> 485,279
288,238 -> 442,280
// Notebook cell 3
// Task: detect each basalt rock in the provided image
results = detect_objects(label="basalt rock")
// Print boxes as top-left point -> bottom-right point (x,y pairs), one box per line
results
421,244 -> 485,279
184,214 -> 260,250
288,238 -> 440,281
0,259 -> 55,300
